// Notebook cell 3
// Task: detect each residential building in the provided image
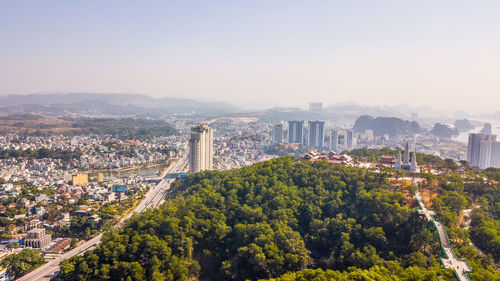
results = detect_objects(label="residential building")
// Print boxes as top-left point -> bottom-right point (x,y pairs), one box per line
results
288,121 -> 304,144
467,133 -> 499,169
330,130 -> 340,152
273,124 -> 283,144
345,130 -> 354,150
189,123 -> 213,173
24,228 -> 52,249
72,173 -> 88,186
309,102 -> 323,112
491,142 -> 500,168
308,121 -> 324,150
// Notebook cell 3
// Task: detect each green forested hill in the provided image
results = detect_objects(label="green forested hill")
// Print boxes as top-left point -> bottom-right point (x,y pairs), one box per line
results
57,157 -> 493,281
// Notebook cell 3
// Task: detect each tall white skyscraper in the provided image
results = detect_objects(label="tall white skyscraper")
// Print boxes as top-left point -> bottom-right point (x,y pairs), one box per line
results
308,121 -> 324,150
491,142 -> 500,168
189,123 -> 213,173
273,124 -> 284,144
288,121 -> 304,143
467,133 -> 499,169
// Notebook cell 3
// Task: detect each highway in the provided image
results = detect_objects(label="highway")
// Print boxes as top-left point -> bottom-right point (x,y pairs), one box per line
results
17,155 -> 189,281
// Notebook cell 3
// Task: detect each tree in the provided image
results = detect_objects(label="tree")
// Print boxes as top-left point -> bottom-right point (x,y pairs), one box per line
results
77,198 -> 87,205
71,238 -> 79,248
45,207 -> 62,223
443,158 -> 459,171
7,242 -> 19,249
459,160 -> 471,170
0,217 -> 12,227
441,191 -> 468,213
0,232 -> 12,240
55,157 -> 500,280
0,249 -> 45,278
396,169 -> 406,179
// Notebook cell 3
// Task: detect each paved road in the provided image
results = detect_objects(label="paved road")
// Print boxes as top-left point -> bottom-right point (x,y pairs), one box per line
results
17,155 -> 189,281
416,191 -> 472,281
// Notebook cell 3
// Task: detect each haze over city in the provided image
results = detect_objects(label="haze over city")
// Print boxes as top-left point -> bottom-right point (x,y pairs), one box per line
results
1,2 -> 500,281
2,1 -> 500,112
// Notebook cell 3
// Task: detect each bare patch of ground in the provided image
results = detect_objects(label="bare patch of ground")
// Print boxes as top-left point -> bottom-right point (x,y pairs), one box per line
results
420,188 -> 439,208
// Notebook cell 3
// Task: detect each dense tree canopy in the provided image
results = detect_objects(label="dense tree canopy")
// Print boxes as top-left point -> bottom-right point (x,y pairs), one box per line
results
421,163 -> 500,274
0,249 -> 45,279
56,157 -> 498,281
67,118 -> 178,138
0,148 -> 82,160
264,263 -> 453,281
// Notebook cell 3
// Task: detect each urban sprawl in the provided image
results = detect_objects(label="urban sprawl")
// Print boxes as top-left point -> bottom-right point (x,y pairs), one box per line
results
0,105 -> 498,280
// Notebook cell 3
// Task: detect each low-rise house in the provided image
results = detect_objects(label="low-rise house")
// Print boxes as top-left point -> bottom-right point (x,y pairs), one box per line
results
44,238 -> 72,254
35,194 -> 49,203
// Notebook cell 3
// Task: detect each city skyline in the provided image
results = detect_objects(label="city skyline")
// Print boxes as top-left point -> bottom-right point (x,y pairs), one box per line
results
2,1 -> 500,112
2,2 -> 499,280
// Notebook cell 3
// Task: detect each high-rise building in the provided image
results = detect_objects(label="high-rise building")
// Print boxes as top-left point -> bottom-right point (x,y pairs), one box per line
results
288,121 -> 304,143
189,123 -> 213,173
467,133 -> 498,169
411,113 -> 419,122
491,142 -> 500,168
345,130 -> 354,150
479,140 -> 493,169
308,121 -> 324,150
330,130 -> 340,152
273,124 -> 284,144
309,102 -> 323,112
330,129 -> 355,152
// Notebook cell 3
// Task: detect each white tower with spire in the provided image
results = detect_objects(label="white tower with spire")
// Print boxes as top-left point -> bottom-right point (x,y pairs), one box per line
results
410,151 -> 418,173
403,142 -> 410,165
395,149 -> 402,171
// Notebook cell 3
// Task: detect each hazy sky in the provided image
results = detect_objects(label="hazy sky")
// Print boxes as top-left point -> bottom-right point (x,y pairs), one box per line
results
1,1 -> 500,112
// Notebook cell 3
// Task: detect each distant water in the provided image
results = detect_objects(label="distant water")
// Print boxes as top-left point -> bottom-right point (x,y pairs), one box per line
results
452,120 -> 500,144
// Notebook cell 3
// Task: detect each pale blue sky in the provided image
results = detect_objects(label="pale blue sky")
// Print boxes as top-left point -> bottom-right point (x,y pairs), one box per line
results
1,1 -> 500,111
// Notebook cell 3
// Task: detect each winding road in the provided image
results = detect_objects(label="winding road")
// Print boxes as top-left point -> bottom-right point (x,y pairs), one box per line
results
416,191 -> 472,281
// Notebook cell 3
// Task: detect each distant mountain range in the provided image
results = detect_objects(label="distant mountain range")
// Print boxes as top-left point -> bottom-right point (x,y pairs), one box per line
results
1,93 -> 498,122
0,93 -> 238,116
